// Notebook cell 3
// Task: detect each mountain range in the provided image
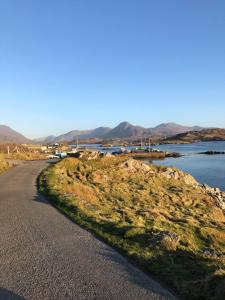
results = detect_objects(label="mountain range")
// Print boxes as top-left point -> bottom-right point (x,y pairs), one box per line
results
0,122 -> 207,144
3,122 -> 225,144
36,122 -> 205,143
0,122 -> 208,144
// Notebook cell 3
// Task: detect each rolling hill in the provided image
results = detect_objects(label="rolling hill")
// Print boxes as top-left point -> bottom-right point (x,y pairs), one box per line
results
165,128 -> 225,143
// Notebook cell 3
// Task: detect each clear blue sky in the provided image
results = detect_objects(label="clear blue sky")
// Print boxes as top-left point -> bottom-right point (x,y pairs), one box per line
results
0,0 -> 225,138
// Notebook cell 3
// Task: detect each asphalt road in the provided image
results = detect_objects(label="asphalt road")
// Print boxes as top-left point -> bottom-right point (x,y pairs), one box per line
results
0,161 -> 177,300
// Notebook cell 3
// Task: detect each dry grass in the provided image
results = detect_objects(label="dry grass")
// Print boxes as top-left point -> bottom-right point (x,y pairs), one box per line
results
0,152 -> 47,161
0,160 -> 10,174
40,156 -> 225,300
0,143 -> 47,160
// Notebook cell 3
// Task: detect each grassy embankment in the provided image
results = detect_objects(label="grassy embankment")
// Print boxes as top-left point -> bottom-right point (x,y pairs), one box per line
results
40,156 -> 225,300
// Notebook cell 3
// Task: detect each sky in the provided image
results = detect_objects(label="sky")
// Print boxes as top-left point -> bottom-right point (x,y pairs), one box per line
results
0,0 -> 225,138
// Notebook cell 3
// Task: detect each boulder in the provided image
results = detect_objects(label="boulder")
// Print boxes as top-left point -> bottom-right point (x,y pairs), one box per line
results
160,168 -> 198,186
151,230 -> 180,251
119,159 -> 153,173
201,247 -> 225,258
201,185 -> 225,210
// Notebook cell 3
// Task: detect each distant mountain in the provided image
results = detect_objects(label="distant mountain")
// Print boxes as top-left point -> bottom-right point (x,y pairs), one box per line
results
0,125 -> 29,144
52,127 -> 111,143
34,135 -> 56,143
54,130 -> 92,142
151,123 -> 204,136
103,122 -> 204,139
37,122 -> 206,143
88,127 -> 111,138
43,135 -> 57,143
103,122 -> 149,139
165,128 -> 225,143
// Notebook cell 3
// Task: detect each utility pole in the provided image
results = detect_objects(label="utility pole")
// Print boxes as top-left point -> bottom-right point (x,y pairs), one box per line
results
76,136 -> 79,149
7,145 -> 10,157
148,138 -> 151,153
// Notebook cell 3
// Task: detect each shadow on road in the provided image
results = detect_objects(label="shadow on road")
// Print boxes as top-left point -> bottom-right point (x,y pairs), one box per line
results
33,191 -> 49,205
0,288 -> 26,300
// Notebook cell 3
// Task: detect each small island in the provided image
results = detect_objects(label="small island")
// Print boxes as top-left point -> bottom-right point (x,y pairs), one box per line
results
199,151 -> 225,155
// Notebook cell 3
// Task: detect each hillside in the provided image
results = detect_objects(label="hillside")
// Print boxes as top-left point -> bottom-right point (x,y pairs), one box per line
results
165,128 -> 225,143
0,125 -> 29,144
43,122 -> 205,142
41,155 -> 225,300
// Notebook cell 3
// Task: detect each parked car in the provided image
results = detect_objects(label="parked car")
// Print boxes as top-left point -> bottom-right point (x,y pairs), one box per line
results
47,155 -> 60,159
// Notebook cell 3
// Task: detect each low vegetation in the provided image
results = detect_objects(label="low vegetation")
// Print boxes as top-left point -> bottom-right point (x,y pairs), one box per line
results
40,156 -> 225,300
0,160 -> 10,174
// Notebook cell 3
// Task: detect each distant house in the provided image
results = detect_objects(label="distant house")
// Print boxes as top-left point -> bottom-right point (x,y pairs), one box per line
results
47,143 -> 61,149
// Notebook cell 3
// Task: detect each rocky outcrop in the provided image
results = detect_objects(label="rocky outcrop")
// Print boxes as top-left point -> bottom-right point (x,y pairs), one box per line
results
159,168 -> 198,186
160,170 -> 225,211
201,184 -> 225,211
77,155 -> 225,213
123,160 -> 225,212
119,159 -> 153,173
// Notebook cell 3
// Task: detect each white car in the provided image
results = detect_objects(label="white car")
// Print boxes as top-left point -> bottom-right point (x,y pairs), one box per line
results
47,155 -> 60,159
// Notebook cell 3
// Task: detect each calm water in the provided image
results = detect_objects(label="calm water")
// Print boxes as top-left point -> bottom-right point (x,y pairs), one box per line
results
152,142 -> 225,191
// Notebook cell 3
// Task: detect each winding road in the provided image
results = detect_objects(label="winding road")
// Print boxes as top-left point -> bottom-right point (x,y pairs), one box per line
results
0,161 -> 177,300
